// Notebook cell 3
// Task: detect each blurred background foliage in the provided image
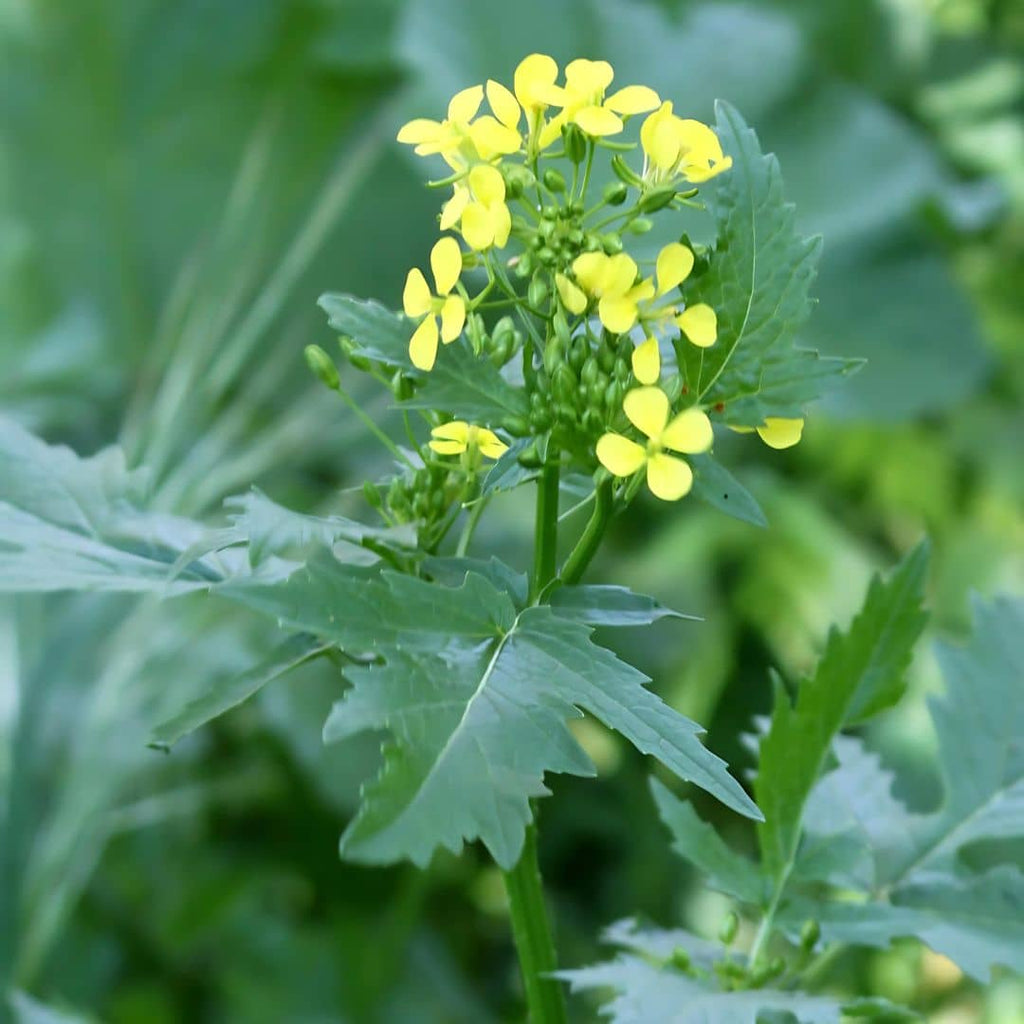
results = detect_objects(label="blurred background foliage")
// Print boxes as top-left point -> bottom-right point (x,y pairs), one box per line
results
1,0 -> 1021,1020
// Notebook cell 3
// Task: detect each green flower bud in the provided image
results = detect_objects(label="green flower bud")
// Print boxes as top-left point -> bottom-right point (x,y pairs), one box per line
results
597,344 -> 616,374
493,315 -> 516,348
610,153 -> 643,186
799,919 -> 820,953
502,414 -> 529,436
584,233 -> 603,252
568,200 -> 585,217
362,481 -> 384,511
553,364 -> 576,404
530,406 -> 552,431
719,911 -> 739,946
541,204 -> 560,220
337,336 -> 371,372
569,335 -> 588,371
528,275 -> 550,309
626,217 -> 654,235
517,441 -> 543,467
553,309 -> 572,347
601,233 -> 623,255
536,246 -> 557,266
538,217 -> 556,241
511,214 -> 533,235
543,336 -> 562,375
582,408 -> 603,434
668,949 -> 691,973
515,250 -> 535,277
581,357 -> 600,387
604,379 -> 623,412
304,344 -> 340,390
392,370 -> 414,401
542,168 -> 567,193
503,164 -> 535,198
562,122 -> 588,164
566,227 -> 584,247
466,312 -> 486,353
639,187 -> 677,214
603,181 -> 629,206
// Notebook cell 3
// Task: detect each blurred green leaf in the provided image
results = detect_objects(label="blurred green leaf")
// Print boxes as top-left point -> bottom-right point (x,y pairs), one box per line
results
548,585 -> 693,627
319,294 -> 413,368
690,453 -> 768,528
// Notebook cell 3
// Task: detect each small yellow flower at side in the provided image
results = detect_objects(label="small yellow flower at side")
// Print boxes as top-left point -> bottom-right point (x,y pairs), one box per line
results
640,102 -> 733,184
676,303 -> 717,348
631,337 -> 661,384
403,237 -> 465,371
555,272 -> 588,314
728,417 -> 804,449
596,386 -> 713,501
429,421 -> 509,460
440,164 -> 512,251
539,59 -> 660,148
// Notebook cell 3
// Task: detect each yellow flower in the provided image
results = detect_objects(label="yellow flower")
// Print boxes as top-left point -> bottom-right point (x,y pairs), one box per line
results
640,102 -> 733,184
554,272 -> 588,314
403,237 -> 465,371
429,421 -> 509,460
440,164 -> 512,251
631,337 -> 661,385
596,387 -> 713,501
397,85 -> 519,167
539,59 -> 660,147
731,418 -> 804,450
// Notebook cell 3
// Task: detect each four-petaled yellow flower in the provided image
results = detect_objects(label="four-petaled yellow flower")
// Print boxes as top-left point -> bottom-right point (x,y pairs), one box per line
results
429,421 -> 509,460
731,418 -> 804,450
641,102 -> 733,184
539,59 -> 660,148
597,387 -> 714,501
397,85 -> 520,168
440,164 -> 512,251
403,237 -> 465,372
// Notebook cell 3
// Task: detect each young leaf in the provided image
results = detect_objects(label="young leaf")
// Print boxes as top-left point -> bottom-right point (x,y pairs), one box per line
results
650,777 -> 763,904
756,542 -> 929,886
680,101 -> 860,426
318,294 -> 414,369
148,634 -> 330,750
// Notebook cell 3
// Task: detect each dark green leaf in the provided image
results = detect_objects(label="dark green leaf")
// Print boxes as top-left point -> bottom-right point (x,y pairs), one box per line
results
756,543 -> 929,884
480,439 -> 539,497
149,634 -> 330,750
690,453 -> 768,528
650,777 -> 764,903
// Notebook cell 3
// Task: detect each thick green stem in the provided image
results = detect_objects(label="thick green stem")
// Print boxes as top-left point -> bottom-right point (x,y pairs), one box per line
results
503,824 -> 567,1023
559,479 -> 614,585
530,459 -> 560,600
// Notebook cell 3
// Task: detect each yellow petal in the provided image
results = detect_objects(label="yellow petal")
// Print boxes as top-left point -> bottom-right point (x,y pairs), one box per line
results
564,58 -> 614,96
429,438 -> 466,455
676,304 -> 717,347
596,433 -> 646,477
757,417 -> 804,450
640,102 -> 679,169
631,337 -> 660,385
403,268 -> 432,318
468,163 -> 506,204
430,236 -> 463,295
729,425 -> 755,434
460,202 -> 494,251
440,295 -> 466,343
661,407 -> 713,454
447,85 -> 484,123
675,119 -> 724,161
514,53 -> 559,110
431,420 -> 471,442
486,79 -> 520,129
469,116 -> 521,158
409,316 -> 439,371
574,105 -> 623,137
623,386 -> 670,440
536,112 -> 566,150
476,428 -> 509,460
396,118 -> 443,145
602,253 -> 639,296
439,187 -> 470,231
656,243 -> 695,295
605,85 -> 660,115
684,154 -> 733,183
646,452 -> 693,500
555,273 -> 588,314
599,295 -> 638,334
572,251 -> 608,293
492,201 -> 512,248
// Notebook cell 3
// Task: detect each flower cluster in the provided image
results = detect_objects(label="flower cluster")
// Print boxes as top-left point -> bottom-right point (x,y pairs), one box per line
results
386,54 -> 803,508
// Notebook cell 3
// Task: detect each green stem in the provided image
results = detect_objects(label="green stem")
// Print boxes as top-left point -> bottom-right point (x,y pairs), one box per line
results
455,495 -> 489,557
559,479 -> 614,585
503,824 -> 567,1023
530,459 -> 560,600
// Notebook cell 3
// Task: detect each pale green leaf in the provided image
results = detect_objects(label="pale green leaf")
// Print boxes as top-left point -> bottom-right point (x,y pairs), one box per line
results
549,586 -> 695,628
689,454 -> 768,528
756,543 -> 929,885
651,777 -> 764,903
680,101 -> 860,425
318,293 -> 414,369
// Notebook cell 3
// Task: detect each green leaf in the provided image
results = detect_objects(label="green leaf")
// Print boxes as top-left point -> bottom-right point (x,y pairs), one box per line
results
680,101 -> 860,425
0,417 -> 218,593
689,454 -> 768,528
148,634 -> 330,750
401,339 -> 530,425
756,543 -> 929,885
479,439 -> 540,498
549,586 -> 695,628
224,555 -> 760,867
650,777 -> 764,903
318,293 -> 415,369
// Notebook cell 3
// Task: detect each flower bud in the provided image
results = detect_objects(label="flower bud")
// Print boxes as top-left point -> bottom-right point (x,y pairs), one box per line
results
515,250 -> 535,277
639,187 -> 676,214
799,919 -> 820,953
719,911 -> 739,946
562,122 -> 588,164
503,164 -> 535,198
542,168 -> 567,193
536,246 -> 557,266
610,154 -> 642,186
603,181 -> 629,206
337,336 -> 371,372
392,370 -> 414,401
668,949 -> 691,973
552,309 -> 571,347
466,312 -> 486,353
543,336 -> 562,375
600,233 -> 623,255
502,414 -> 529,436
528,276 -> 550,309
362,481 -> 384,511
304,344 -> 340,390
626,217 -> 654,235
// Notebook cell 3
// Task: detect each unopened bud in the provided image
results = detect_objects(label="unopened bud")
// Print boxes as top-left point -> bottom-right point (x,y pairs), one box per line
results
719,911 -> 739,946
542,168 -> 567,193
362,481 -> 384,511
503,164 -> 535,199
603,181 -> 628,206
799,919 -> 820,953
639,187 -> 676,214
552,309 -> 571,347
392,370 -> 414,401
562,122 -> 588,164
668,949 -> 691,972
626,217 -> 654,235
305,344 -> 340,390
528,276 -> 550,309
600,233 -> 623,255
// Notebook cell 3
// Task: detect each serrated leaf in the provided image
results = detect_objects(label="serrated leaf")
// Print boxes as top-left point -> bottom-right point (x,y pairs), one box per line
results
318,293 -> 413,369
680,101 -> 859,425
549,586 -> 695,628
479,438 -> 539,497
0,417 -> 219,593
689,453 -> 768,528
650,777 -> 764,903
401,339 -> 529,424
148,634 -> 330,750
422,555 -> 530,607
756,543 -> 929,885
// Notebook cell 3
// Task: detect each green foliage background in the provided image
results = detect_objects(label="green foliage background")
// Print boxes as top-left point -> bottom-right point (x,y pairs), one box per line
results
1,0 -> 1021,1020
